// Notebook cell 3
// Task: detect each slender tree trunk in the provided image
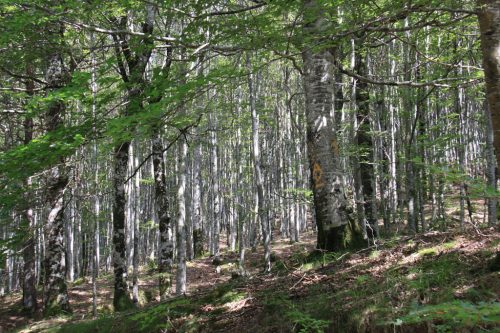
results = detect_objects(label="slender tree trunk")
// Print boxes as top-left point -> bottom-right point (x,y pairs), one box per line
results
112,140 -> 132,310
192,141 -> 204,257
176,138 -> 188,295
22,65 -> 38,315
91,32 -> 101,279
66,201 -> 74,282
209,111 -> 221,259
132,147 -> 140,304
153,132 -> 174,300
22,186 -> 37,315
92,223 -> 98,318
192,75 -> 204,259
247,54 -> 271,272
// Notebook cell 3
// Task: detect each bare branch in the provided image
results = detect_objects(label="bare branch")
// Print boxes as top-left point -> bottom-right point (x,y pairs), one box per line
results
0,86 -> 44,92
335,62 -> 479,88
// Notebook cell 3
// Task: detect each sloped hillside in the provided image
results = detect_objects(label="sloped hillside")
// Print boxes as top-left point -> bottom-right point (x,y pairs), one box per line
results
12,229 -> 499,333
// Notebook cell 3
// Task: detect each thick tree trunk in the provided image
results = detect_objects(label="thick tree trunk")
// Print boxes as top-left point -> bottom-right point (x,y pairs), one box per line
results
43,52 -> 71,315
479,0 -> 500,175
302,0 -> 364,251
112,5 -> 154,310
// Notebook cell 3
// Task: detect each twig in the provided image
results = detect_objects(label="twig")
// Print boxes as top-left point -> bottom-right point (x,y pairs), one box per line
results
290,273 -> 307,290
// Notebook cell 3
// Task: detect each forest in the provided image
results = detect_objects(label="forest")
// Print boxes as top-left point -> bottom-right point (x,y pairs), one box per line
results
0,0 -> 499,332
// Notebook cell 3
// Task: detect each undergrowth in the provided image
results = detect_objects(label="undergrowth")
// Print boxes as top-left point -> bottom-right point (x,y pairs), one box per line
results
46,281 -> 247,333
15,231 -> 500,333
394,301 -> 500,332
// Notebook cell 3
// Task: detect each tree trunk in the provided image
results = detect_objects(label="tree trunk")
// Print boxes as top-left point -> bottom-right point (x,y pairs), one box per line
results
302,0 -> 364,251
43,53 -> 71,315
209,111 -> 221,258
112,6 -> 154,310
22,191 -> 38,315
176,138 -> 188,295
485,100 -> 498,225
22,65 -> 38,315
132,145 -> 140,304
247,54 -> 271,272
479,0 -> 500,177
153,132 -> 174,300
112,140 -> 132,310
354,51 -> 377,241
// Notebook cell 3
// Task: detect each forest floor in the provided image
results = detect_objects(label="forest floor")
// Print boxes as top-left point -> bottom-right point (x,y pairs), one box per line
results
1,224 -> 499,333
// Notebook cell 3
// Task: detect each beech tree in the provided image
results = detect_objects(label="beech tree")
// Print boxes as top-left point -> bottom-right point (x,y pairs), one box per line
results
302,0 -> 364,251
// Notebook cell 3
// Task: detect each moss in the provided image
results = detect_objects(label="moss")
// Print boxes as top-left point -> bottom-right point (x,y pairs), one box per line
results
343,217 -> 366,250
193,229 -> 205,259
113,293 -> 135,312
369,250 -> 381,259
408,254 -> 463,295
200,281 -> 245,306
49,316 -> 114,333
272,259 -> 288,275
289,249 -> 349,272
43,302 -> 72,318
355,274 -> 369,284
442,241 -> 456,250
417,247 -> 438,257
136,289 -> 154,306
70,277 -> 86,287
218,262 -> 237,275
260,290 -> 333,332
53,296 -> 203,333
97,304 -> 114,315
318,216 -> 366,252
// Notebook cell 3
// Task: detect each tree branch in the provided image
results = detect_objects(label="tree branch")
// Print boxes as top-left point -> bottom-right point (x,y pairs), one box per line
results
335,61 -> 479,88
